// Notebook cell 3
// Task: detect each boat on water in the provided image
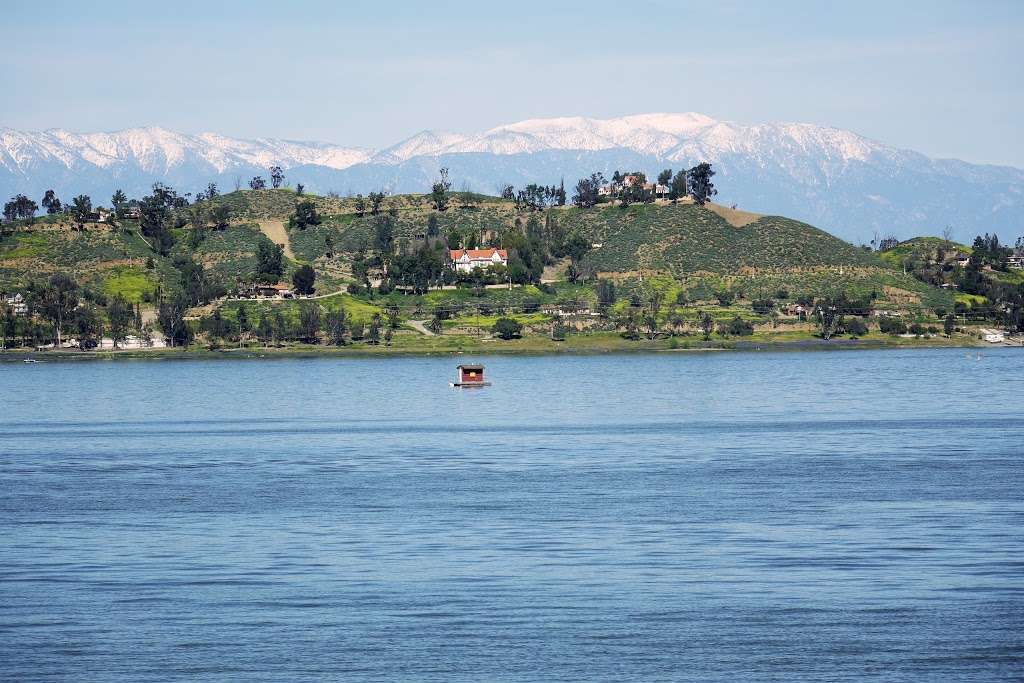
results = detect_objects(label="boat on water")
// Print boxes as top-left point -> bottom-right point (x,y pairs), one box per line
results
23,358 -> 39,363
450,364 -> 491,387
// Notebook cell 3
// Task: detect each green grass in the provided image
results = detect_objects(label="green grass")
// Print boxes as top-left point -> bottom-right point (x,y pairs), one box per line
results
0,232 -> 51,260
101,266 -> 153,303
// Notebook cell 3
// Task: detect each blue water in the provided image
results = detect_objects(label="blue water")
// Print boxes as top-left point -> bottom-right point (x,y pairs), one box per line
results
1,349 -> 1022,681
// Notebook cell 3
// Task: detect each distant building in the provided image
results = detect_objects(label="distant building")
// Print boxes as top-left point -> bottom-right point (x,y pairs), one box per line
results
1008,253 -> 1024,269
449,248 -> 508,273
984,331 -> 1005,343
244,283 -> 293,298
3,293 -> 28,316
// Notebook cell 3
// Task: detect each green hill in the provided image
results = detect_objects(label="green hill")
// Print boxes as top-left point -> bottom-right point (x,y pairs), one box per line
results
0,189 -> 951,309
878,236 -> 972,268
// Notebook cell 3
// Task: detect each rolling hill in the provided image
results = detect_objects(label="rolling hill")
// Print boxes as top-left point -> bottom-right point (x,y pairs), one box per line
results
0,189 -> 951,310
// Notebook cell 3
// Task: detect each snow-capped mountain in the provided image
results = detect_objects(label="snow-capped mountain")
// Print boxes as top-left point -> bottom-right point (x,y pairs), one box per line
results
2,114 -> 1022,243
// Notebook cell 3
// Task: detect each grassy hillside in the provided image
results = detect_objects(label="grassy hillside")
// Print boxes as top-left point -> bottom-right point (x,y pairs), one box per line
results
879,236 -> 971,268
0,189 -> 953,312
556,203 -> 879,274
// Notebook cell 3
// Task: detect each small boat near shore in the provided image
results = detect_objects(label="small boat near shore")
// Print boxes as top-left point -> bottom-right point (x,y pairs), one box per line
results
450,364 -> 491,387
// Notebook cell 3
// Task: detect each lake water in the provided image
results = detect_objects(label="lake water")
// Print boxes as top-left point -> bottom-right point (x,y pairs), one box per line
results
2,349 -> 1022,681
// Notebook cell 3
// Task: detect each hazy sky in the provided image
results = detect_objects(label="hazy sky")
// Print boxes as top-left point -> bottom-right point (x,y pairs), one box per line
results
3,0 -> 1022,166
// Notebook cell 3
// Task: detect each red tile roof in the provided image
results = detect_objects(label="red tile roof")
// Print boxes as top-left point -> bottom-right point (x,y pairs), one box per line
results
450,249 -> 508,260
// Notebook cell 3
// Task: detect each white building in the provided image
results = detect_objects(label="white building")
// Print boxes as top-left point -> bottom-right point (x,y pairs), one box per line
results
449,248 -> 508,273
3,293 -> 28,316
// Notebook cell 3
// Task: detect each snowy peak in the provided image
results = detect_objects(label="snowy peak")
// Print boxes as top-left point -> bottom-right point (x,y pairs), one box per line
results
0,113 -> 898,176
0,127 -> 369,175
373,130 -> 469,163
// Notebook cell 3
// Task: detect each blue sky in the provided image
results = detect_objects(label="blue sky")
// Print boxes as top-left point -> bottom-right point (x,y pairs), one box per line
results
3,0 -> 1022,166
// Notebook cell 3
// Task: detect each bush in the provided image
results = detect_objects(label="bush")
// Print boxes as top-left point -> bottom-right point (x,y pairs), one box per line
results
715,290 -> 735,306
726,316 -> 754,336
845,317 -> 868,338
909,323 -> 926,336
879,317 -> 907,335
492,317 -> 522,340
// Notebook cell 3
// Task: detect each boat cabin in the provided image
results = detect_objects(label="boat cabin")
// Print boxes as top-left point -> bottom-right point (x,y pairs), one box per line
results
453,364 -> 489,387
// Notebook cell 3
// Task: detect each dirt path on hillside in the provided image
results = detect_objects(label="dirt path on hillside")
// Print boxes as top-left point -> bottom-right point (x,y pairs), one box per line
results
256,220 -> 295,260
407,320 -> 436,336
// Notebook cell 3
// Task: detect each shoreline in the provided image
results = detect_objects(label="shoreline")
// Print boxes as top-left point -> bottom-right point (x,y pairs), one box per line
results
0,336 -> 1010,363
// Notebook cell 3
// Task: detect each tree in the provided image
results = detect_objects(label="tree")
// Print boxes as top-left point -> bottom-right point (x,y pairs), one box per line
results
374,216 -> 395,255
366,314 -> 381,345
107,294 -> 133,348
256,312 -> 273,345
944,313 -> 956,337
572,172 -> 605,208
428,315 -> 444,335
296,183 -> 305,196
38,273 -> 79,347
298,302 -> 321,343
202,309 -> 229,344
492,317 -> 522,340
138,187 -> 176,255
292,264 -> 316,295
256,241 -> 284,283
249,176 -> 266,190
369,191 -> 385,216
288,200 -> 321,230
3,194 -> 38,222
425,214 -> 440,238
270,166 -> 284,189
206,182 -> 219,200
698,311 -> 714,340
431,167 -> 452,211
687,162 -> 717,206
596,279 -> 617,314
814,299 -> 841,340
324,308 -> 349,345
70,195 -> 93,223
657,169 -> 673,191
236,305 -> 250,335
111,189 -> 127,217
354,194 -> 366,217
73,305 -> 101,350
564,233 -> 591,283
41,190 -> 62,215
669,169 -> 688,201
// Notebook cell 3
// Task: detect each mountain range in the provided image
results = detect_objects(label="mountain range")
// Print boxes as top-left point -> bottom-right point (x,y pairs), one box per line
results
2,113 -> 1022,244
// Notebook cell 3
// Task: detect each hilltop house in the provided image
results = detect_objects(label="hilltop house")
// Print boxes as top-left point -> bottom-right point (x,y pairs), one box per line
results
1009,252 -> 1024,269
449,248 -> 508,273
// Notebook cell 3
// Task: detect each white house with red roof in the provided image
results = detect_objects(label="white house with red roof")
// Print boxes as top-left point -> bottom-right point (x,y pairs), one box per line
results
449,248 -> 508,273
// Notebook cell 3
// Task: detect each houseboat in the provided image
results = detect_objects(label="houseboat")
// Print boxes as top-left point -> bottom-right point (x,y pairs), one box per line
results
451,364 -> 490,387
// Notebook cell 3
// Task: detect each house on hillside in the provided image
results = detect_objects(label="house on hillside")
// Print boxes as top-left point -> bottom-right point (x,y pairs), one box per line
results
1008,252 -> 1024,269
449,248 -> 508,273
3,293 -> 28,316
244,283 -> 293,298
